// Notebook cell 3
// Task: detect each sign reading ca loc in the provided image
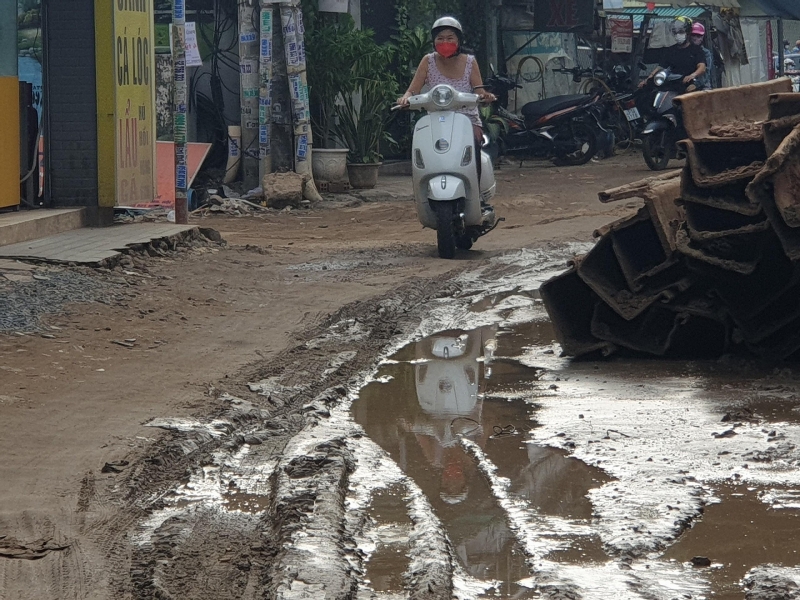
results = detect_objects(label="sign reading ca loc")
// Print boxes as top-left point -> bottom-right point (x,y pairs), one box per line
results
113,0 -> 156,205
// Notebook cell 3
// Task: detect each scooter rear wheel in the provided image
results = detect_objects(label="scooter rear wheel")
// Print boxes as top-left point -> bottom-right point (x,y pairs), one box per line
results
434,202 -> 457,259
552,122 -> 597,166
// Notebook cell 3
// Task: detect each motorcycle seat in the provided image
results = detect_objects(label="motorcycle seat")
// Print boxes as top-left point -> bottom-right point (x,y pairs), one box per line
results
521,94 -> 591,121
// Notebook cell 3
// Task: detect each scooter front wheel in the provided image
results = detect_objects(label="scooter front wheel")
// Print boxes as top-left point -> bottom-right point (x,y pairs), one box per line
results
642,131 -> 671,171
433,202 -> 457,259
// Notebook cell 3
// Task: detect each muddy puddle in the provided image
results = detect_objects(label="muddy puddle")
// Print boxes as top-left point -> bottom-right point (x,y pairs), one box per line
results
353,312 -> 800,598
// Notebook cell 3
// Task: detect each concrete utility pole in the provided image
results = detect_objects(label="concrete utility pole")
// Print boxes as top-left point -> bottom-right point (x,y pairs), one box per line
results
173,0 -> 189,223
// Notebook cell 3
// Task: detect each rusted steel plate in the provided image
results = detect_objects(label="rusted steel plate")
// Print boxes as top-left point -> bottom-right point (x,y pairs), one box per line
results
749,122 -> 800,228
597,170 -> 680,204
747,177 -> 800,261
732,273 -> 800,344
768,93 -> 800,120
676,223 -> 759,275
674,79 -> 792,142
539,262 -> 616,358
643,178 -> 684,252
679,139 -> 767,188
748,313 -> 800,360
591,300 -> 728,357
679,200 -> 769,262
577,232 -> 692,321
763,114 -> 800,156
680,167 -> 761,216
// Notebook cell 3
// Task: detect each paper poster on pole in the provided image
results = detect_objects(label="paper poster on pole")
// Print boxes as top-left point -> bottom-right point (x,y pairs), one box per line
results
610,18 -> 633,54
319,0 -> 348,13
185,22 -> 203,67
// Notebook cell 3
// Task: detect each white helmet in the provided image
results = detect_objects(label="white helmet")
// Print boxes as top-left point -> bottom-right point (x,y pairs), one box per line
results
432,16 -> 464,41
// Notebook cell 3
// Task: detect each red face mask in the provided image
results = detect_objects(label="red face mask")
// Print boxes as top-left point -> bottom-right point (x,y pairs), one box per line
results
435,41 -> 458,58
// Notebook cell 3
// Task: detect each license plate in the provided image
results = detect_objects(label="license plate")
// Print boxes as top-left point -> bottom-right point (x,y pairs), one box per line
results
624,107 -> 640,121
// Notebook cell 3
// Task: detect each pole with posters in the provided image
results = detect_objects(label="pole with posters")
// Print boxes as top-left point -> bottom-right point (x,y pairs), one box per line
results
280,0 -> 321,202
259,1 -> 273,177
173,0 -> 188,224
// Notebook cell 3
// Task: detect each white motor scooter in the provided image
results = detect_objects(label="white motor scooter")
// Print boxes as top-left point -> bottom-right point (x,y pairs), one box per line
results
396,84 -> 501,259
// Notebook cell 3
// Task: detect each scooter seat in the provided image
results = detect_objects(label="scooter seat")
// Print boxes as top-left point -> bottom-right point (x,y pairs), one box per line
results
521,94 -> 591,122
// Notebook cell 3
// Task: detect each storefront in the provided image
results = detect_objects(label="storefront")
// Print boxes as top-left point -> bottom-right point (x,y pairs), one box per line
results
8,0 -> 158,223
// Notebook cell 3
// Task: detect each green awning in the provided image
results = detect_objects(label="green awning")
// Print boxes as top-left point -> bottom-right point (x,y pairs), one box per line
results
610,6 -> 710,29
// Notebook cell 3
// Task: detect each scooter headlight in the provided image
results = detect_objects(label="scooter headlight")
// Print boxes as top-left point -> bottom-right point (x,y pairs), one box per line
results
431,85 -> 455,107
654,70 -> 668,87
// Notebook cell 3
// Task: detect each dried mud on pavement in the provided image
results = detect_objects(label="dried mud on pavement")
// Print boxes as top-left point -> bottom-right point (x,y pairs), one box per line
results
3,155 -> 800,600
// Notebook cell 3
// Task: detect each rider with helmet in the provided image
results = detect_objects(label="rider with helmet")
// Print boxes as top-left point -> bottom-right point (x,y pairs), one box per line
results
690,22 -> 715,89
640,16 -> 706,87
397,17 -> 495,183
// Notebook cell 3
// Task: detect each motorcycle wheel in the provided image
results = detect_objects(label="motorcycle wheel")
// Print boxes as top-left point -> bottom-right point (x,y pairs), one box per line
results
642,131 -> 671,171
433,202 -> 457,259
552,122 -> 597,166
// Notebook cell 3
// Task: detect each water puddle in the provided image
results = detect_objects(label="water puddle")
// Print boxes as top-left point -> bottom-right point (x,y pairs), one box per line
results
353,327 -> 610,595
664,484 -> 800,599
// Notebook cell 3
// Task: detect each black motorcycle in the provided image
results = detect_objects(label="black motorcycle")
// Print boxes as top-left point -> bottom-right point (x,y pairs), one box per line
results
482,72 -> 602,166
640,68 -> 697,170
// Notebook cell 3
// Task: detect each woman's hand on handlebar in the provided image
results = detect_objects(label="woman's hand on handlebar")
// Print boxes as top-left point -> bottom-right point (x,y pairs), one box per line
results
397,91 -> 412,106
478,91 -> 497,104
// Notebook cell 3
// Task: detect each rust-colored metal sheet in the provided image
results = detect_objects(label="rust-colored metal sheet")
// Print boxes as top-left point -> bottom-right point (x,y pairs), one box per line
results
539,262 -> 616,358
763,114 -> 800,156
591,298 -> 728,357
747,177 -> 800,261
676,223 -> 759,275
674,79 -> 792,142
679,139 -> 767,188
680,200 -> 769,263
577,231 -> 691,321
680,167 -> 760,216
768,93 -> 800,120
749,122 -> 800,228
597,170 -> 680,204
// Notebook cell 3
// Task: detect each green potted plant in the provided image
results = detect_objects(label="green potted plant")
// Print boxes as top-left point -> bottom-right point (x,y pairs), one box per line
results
305,17 -> 375,184
332,42 -> 399,189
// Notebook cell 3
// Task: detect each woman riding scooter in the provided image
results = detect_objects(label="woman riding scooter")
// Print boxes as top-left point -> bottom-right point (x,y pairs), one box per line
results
397,17 -> 495,189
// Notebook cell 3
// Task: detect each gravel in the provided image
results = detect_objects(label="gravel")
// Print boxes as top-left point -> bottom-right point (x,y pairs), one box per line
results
0,268 -> 118,333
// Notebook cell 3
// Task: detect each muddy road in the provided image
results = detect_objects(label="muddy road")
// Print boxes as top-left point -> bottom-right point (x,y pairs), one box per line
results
2,153 -> 800,599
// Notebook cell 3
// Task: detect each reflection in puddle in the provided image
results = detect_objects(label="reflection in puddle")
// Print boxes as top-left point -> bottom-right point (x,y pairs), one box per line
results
353,327 -> 609,594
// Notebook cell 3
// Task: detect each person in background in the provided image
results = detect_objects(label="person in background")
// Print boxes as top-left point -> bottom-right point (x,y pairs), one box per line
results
691,23 -> 715,89
794,40 -> 800,53
640,16 -> 706,88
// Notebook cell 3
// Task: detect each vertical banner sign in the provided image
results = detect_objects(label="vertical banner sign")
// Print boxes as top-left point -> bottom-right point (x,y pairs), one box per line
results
173,0 -> 188,222
113,0 -> 156,205
610,18 -> 633,54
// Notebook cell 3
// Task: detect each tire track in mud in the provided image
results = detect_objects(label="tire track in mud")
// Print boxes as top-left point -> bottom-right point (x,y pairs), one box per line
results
75,267 -> 471,599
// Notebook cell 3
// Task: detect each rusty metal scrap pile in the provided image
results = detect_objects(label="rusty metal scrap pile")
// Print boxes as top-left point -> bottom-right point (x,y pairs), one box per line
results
542,79 -> 800,360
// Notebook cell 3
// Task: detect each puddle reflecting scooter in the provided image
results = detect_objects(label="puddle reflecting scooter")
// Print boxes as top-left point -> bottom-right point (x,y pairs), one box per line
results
394,85 -> 502,259
402,328 -> 497,504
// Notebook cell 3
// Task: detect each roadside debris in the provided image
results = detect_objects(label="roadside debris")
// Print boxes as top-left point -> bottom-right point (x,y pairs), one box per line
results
542,81 -> 800,360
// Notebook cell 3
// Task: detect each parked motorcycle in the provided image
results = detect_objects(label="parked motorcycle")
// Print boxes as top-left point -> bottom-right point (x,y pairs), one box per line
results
482,72 -> 601,166
396,84 -> 501,259
640,68 -> 697,171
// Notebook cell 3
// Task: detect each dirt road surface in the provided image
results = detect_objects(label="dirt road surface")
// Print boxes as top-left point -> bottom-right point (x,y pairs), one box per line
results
2,153 -> 800,600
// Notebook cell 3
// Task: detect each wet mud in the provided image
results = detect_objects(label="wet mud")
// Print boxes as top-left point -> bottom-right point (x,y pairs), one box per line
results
352,296 -> 800,598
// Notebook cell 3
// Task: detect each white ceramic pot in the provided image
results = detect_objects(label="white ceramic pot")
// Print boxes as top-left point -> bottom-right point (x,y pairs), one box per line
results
311,148 -> 350,183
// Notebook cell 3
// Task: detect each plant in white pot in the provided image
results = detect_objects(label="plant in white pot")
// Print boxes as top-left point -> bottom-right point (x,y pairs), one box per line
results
306,16 -> 376,184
